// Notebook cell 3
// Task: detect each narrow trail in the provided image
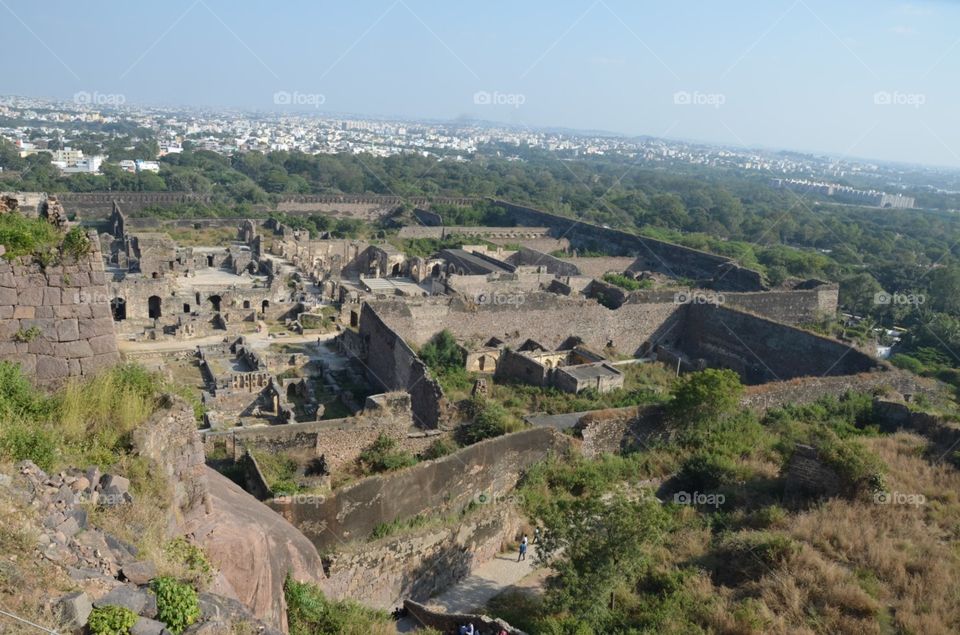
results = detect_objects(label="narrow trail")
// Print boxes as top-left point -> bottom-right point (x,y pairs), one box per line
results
397,546 -> 540,632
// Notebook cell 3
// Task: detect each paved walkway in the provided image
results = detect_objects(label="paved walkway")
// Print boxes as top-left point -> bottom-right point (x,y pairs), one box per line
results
428,546 -> 538,614
397,546 -> 540,632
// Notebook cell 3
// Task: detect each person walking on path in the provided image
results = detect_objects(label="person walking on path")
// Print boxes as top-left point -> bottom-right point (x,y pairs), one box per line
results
518,534 -> 528,562
534,527 -> 541,544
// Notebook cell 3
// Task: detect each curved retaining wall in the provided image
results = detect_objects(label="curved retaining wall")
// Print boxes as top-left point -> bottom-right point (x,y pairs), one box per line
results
270,426 -> 569,550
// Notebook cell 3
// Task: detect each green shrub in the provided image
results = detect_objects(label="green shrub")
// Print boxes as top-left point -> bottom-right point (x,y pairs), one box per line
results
165,537 -> 214,585
61,226 -> 91,259
152,576 -> 200,634
602,272 -> 652,291
285,576 -> 394,635
418,330 -> 464,372
358,433 -> 417,473
0,421 -> 57,470
458,396 -> 518,445
0,213 -> 60,260
669,368 -> 743,424
12,326 -> 41,343
88,605 -> 139,635
419,437 -> 457,460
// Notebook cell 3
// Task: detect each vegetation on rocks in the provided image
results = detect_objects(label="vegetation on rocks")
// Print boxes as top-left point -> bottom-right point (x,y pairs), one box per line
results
285,577 -> 398,635
501,370 -> 960,634
87,605 -> 139,635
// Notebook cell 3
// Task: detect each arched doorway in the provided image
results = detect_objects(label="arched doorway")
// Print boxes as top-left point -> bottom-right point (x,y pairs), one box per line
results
111,298 -> 126,321
148,296 -> 162,319
243,300 -> 251,309
261,300 -> 269,313
432,264 -> 441,277
391,263 -> 401,276
209,295 -> 221,312
207,255 -> 214,267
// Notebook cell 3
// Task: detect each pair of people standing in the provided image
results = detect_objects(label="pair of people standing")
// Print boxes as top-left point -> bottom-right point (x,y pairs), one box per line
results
517,527 -> 541,561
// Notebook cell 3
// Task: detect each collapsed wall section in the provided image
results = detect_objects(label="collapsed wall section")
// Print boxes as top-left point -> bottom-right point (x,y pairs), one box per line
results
0,233 -> 119,384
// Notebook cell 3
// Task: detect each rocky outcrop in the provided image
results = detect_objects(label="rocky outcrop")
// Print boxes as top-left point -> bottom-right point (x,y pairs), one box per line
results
133,394 -> 327,632
8,460 -> 278,635
133,395 -> 208,524
180,469 -> 327,632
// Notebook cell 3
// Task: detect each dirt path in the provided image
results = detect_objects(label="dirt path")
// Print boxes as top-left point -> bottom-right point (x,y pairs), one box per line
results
426,546 -> 538,615
117,331 -> 338,354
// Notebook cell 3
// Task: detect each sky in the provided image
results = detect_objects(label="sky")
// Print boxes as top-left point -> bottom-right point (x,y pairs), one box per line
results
2,0 -> 959,167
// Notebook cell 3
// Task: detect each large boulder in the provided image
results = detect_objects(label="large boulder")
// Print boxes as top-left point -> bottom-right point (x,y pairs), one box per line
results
180,468 -> 326,632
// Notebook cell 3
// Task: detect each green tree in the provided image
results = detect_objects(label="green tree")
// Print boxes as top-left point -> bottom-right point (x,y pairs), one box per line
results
668,368 -> 743,424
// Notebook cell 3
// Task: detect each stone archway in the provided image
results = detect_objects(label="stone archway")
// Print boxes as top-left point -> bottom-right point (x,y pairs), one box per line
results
209,295 -> 221,312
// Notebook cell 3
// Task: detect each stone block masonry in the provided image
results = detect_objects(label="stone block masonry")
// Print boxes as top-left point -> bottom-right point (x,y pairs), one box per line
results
271,427 -> 570,550
0,232 -> 119,384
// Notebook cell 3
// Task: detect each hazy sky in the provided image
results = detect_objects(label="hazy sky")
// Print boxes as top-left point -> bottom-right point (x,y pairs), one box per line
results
2,0 -> 959,166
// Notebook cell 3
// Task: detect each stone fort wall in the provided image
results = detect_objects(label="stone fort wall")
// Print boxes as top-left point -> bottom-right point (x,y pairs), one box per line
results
491,199 -> 766,292
679,304 -> 880,383
358,303 -> 447,428
323,503 -> 523,609
367,294 -> 685,355
270,426 -> 568,550
58,192 -> 474,222
0,232 -> 119,384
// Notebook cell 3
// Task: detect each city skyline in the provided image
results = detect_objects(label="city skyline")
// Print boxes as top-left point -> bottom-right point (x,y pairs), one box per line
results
2,1 -> 959,167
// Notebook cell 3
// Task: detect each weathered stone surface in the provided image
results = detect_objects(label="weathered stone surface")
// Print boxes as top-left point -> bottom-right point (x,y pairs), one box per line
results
121,561 -> 158,585
181,469 -> 326,632
130,617 -> 170,635
0,238 -> 118,385
56,318 -> 80,342
36,355 -> 70,381
93,586 -> 149,614
56,591 -> 92,631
